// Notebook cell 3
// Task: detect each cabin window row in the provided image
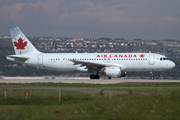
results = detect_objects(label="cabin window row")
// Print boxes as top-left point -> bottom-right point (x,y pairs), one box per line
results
49,58 -> 148,61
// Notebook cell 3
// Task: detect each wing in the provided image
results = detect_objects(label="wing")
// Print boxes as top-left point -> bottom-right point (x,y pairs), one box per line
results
70,60 -> 116,71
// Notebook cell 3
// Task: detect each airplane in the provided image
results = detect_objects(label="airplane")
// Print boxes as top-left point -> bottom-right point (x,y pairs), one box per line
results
6,26 -> 175,79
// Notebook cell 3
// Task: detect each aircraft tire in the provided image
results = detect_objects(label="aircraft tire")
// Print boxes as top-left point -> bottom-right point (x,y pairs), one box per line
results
150,72 -> 154,80
90,74 -> 100,79
150,76 -> 154,80
96,75 -> 100,79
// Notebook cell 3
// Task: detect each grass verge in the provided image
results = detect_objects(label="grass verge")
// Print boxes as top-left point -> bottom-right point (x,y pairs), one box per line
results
0,83 -> 180,120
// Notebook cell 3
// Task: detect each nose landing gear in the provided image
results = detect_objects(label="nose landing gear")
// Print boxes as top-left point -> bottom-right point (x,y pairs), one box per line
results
150,71 -> 154,80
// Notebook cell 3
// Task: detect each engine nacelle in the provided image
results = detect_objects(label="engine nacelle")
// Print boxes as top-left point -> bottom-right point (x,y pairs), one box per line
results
77,66 -> 88,72
105,67 -> 121,78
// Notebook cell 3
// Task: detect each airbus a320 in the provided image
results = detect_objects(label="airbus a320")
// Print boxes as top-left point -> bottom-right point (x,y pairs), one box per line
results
6,26 -> 175,79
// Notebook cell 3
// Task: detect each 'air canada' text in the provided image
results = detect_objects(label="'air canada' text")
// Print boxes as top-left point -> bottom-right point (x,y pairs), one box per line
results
96,54 -> 145,58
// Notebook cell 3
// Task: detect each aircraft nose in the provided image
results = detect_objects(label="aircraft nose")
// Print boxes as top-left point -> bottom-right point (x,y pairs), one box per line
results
169,61 -> 175,69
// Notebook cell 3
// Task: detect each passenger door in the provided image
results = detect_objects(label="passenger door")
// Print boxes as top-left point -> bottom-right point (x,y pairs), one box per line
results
149,55 -> 155,65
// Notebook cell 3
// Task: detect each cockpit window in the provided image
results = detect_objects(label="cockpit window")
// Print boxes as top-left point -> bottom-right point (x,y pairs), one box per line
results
160,58 -> 168,61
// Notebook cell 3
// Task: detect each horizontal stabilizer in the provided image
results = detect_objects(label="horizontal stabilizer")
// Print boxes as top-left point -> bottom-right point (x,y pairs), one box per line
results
6,55 -> 29,62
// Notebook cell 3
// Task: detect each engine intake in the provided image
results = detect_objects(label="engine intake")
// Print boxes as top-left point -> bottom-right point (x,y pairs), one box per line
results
105,67 -> 121,78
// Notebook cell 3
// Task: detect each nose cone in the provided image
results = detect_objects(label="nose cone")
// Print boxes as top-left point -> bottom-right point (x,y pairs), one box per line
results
169,61 -> 175,69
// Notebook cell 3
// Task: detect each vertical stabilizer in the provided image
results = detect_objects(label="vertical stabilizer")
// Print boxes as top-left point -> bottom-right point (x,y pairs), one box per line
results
9,26 -> 40,55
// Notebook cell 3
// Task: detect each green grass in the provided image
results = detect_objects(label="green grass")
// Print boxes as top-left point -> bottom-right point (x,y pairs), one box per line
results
0,83 -> 180,119
0,92 -> 180,120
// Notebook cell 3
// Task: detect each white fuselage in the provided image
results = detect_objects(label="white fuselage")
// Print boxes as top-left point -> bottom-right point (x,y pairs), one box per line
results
8,52 -> 175,73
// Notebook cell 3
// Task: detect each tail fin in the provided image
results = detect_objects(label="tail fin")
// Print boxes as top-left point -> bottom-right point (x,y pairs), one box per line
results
9,26 -> 40,55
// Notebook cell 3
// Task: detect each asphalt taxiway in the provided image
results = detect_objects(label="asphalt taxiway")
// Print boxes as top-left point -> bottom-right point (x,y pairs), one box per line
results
0,77 -> 180,84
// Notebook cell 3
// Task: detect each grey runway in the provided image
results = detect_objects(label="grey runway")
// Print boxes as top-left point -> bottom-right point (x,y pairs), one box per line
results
0,77 -> 180,84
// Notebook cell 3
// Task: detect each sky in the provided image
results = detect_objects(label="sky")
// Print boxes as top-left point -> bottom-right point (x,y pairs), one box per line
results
0,0 -> 180,40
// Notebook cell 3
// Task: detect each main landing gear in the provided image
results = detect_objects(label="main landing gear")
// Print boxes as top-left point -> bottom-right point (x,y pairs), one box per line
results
90,74 -> 100,79
150,71 -> 154,80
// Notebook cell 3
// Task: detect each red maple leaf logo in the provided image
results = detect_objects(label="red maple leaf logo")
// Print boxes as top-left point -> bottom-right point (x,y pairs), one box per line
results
139,54 -> 145,58
14,38 -> 27,50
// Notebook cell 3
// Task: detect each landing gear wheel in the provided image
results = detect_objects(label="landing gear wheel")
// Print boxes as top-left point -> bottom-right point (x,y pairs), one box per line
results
96,75 -> 100,79
90,74 -> 95,79
150,72 -> 154,80
150,76 -> 154,80
90,74 -> 100,79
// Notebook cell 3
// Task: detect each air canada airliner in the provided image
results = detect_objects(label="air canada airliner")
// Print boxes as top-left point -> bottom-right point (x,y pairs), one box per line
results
6,26 -> 175,79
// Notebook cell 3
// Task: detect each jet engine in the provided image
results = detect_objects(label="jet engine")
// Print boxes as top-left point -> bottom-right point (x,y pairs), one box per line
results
103,67 -> 127,78
105,67 -> 121,78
